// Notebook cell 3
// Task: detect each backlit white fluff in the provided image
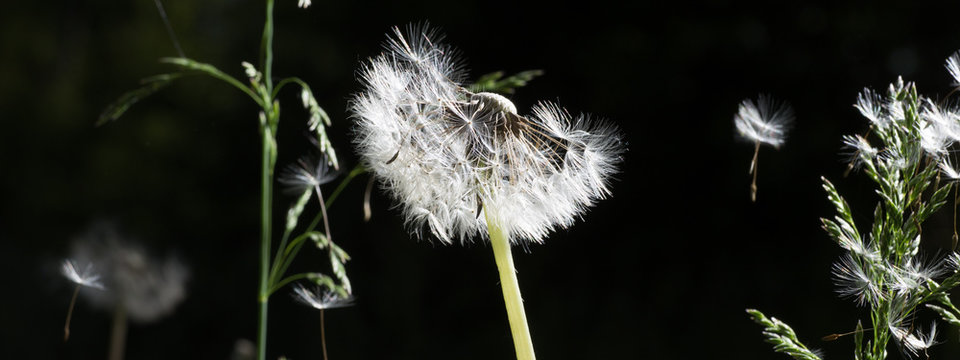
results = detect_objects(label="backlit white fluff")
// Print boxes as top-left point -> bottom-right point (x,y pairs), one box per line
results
351,24 -> 624,244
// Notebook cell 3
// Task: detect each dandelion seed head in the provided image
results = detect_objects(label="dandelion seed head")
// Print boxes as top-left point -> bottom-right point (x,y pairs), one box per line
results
71,222 -> 189,323
292,283 -> 354,310
351,24 -> 625,244
734,95 -> 794,148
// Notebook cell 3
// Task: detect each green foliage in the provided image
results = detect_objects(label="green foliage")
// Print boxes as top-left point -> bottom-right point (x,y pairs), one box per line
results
746,309 -> 823,360
750,77 -> 960,360
468,70 -> 544,94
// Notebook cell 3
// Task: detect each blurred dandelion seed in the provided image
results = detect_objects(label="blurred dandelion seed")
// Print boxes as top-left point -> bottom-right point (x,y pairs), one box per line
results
61,259 -> 105,341
734,94 -> 793,202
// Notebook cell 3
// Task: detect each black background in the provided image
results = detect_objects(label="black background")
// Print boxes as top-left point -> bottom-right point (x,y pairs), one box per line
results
5,0 -> 960,359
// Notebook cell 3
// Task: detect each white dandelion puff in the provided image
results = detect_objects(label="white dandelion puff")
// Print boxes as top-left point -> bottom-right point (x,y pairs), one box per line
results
350,24 -> 625,245
297,0 -> 311,8
71,223 -> 189,323
733,94 -> 793,202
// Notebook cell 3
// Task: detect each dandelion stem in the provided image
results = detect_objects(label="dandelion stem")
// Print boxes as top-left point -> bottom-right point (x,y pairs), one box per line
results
63,285 -> 81,341
108,305 -> 128,360
750,141 -> 760,202
485,209 -> 536,360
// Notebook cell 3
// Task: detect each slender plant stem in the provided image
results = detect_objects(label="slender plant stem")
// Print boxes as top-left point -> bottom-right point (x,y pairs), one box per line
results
257,120 -> 277,360
750,141 -> 760,202
262,0 -> 275,92
63,285 -> 81,341
257,2 -> 277,359
485,209 -> 536,360
109,305 -> 128,360
320,308 -> 329,360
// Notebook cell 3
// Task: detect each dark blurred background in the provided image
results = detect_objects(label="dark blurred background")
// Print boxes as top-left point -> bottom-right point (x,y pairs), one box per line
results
5,0 -> 960,359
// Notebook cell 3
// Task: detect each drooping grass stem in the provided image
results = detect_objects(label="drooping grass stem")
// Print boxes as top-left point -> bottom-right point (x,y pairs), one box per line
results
485,209 -> 536,360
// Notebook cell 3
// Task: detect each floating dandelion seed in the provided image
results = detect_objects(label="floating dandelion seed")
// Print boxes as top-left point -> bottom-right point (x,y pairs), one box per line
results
292,283 -> 353,360
62,259 -> 105,290
61,259 -> 105,341
292,283 -> 354,310
351,24 -> 624,360
734,94 -> 794,202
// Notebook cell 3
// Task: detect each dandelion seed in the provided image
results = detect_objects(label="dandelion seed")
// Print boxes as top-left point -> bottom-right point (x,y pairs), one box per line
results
890,322 -> 938,359
62,259 -> 105,290
61,259 -> 105,341
733,95 -> 794,202
292,283 -> 353,310
292,283 -> 353,360
855,88 -> 887,129
279,153 -> 338,194
947,51 -> 960,88
841,134 -> 877,172
831,255 -> 878,306
351,24 -> 625,244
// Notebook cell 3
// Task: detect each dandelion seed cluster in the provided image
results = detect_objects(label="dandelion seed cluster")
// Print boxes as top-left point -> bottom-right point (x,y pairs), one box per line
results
351,24 -> 624,244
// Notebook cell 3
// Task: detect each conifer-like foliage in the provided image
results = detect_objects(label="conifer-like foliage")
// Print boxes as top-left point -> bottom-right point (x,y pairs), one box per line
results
750,68 -> 960,360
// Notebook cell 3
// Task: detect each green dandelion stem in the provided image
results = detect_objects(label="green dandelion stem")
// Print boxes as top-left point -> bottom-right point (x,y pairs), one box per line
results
486,209 -> 536,360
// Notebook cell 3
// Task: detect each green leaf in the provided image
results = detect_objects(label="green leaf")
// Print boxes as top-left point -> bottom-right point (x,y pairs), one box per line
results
97,73 -> 183,126
926,304 -> 960,327
746,309 -> 822,360
159,57 -> 264,107
467,70 -> 544,94
285,188 -> 313,235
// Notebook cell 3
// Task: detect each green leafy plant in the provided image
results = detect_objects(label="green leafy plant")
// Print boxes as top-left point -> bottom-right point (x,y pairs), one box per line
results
100,2 -> 351,359
748,58 -> 960,360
